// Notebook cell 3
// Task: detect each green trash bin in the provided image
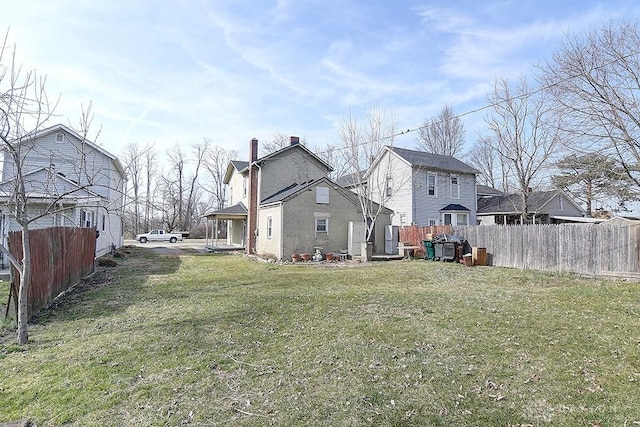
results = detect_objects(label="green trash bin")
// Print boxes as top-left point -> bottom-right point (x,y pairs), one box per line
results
423,240 -> 435,260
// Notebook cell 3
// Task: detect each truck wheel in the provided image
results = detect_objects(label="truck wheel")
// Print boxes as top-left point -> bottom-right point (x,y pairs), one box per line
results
139,237 -> 147,243
170,237 -> 177,243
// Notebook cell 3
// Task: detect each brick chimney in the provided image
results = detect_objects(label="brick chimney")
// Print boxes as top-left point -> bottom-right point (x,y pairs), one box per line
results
247,138 -> 259,254
290,136 -> 300,146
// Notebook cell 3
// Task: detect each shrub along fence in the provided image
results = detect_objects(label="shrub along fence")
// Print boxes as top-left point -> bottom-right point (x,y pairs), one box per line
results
451,224 -> 640,276
9,226 -> 96,320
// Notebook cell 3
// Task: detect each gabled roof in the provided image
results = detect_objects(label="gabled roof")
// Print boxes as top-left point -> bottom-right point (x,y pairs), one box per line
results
231,160 -> 249,173
0,167 -> 101,199
224,143 -> 333,184
441,204 -> 470,212
261,179 -> 320,205
389,146 -> 479,174
257,143 -> 333,172
16,123 -> 125,177
477,184 -> 503,197
203,202 -> 247,218
335,171 -> 366,188
224,160 -> 250,184
477,190 -> 585,215
259,176 -> 393,214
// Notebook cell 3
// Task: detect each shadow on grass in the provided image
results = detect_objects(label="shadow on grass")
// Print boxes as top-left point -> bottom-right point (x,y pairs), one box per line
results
27,246 -> 183,328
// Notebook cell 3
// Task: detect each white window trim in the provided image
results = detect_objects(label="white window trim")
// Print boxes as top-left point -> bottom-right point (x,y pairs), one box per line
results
315,217 -> 329,235
427,173 -> 438,197
385,176 -> 393,197
450,174 -> 460,199
441,212 -> 469,226
266,216 -> 273,239
456,212 -> 469,226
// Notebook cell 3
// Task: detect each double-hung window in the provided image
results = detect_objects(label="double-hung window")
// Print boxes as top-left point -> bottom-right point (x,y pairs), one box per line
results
450,175 -> 460,199
385,176 -> 392,197
266,216 -> 273,239
427,173 -> 437,197
315,217 -> 328,234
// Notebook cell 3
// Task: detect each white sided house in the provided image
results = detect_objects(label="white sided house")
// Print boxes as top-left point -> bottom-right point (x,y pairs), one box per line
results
344,146 -> 479,227
0,124 -> 126,257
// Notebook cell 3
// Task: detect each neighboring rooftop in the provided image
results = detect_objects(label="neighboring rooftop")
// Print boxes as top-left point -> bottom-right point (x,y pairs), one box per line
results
390,147 -> 479,174
477,190 -> 570,214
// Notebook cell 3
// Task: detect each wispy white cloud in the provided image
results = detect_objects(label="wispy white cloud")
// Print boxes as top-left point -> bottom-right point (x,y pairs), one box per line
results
3,0 -> 639,161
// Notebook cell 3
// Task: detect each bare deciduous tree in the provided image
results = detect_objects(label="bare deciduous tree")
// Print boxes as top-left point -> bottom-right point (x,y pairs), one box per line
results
416,104 -> 465,157
260,132 -> 307,156
467,136 -> 513,192
143,143 -> 157,231
204,141 -> 237,210
538,20 -> 640,196
338,106 -> 401,253
0,34 -> 57,344
0,34 -> 120,344
159,141 -> 209,232
482,76 -> 561,222
121,143 -> 144,236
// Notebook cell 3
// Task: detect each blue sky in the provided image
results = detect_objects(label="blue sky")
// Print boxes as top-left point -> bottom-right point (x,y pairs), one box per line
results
3,1 -> 639,160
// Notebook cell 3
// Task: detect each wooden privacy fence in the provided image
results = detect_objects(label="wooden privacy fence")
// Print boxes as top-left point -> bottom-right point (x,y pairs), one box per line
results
399,225 -> 452,247
450,224 -> 640,276
9,226 -> 96,319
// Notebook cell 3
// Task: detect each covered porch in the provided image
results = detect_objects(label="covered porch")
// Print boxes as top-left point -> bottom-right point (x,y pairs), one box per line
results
203,202 -> 247,251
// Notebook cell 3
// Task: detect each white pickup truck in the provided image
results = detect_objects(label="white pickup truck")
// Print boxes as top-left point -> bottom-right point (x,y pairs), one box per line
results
136,229 -> 184,243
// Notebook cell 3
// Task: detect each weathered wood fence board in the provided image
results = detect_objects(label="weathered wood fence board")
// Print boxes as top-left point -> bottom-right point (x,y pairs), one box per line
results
9,226 -> 96,319
449,224 -> 640,275
399,225 -> 452,247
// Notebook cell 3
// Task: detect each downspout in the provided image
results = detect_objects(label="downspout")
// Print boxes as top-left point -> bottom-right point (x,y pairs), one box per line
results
279,202 -> 284,260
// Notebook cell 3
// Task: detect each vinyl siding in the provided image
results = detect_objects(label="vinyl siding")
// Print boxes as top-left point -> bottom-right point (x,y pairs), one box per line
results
358,149 -> 413,227
412,169 -> 477,226
1,127 -> 125,255
3,130 -> 119,200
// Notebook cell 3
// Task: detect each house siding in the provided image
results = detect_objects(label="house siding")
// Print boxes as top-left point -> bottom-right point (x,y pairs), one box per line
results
274,181 -> 388,259
227,169 -> 248,207
257,205 -> 282,258
1,126 -> 125,256
412,169 -> 477,226
259,148 -> 329,201
3,131 -> 119,200
367,150 -> 413,227
544,194 -> 583,217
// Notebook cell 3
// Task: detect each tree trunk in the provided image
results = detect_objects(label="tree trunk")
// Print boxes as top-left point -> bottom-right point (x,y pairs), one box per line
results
586,179 -> 593,216
17,226 -> 30,345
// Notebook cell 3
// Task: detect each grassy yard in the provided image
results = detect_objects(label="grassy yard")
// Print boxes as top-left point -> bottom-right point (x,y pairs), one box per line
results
1,247 -> 640,426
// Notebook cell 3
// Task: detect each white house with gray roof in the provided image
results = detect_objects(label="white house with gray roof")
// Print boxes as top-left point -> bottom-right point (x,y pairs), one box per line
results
343,146 -> 479,227
0,123 -> 126,257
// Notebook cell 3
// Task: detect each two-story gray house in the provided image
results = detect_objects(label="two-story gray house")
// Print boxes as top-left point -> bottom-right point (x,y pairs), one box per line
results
204,137 -> 392,259
345,146 -> 479,227
0,124 -> 126,256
